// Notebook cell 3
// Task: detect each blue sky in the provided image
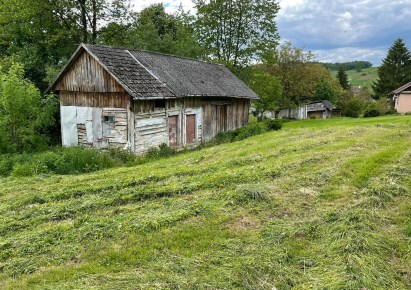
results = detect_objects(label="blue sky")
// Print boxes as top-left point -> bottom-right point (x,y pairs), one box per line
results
130,0 -> 411,65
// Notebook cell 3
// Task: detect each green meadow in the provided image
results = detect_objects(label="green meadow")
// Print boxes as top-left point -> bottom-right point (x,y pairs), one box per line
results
332,67 -> 379,89
1,116 -> 410,289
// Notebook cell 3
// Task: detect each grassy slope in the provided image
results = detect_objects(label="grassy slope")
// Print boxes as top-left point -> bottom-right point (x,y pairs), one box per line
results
1,116 -> 410,289
332,67 -> 379,88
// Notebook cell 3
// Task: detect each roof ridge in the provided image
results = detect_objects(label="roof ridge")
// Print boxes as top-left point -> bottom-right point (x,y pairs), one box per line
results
87,43 -> 226,67
392,81 -> 411,94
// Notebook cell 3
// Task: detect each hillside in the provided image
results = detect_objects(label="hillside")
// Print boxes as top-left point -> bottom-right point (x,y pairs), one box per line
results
332,67 -> 379,89
1,116 -> 410,289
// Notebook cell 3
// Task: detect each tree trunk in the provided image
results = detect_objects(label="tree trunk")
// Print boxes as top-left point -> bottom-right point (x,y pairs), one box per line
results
92,0 -> 97,44
79,0 -> 88,43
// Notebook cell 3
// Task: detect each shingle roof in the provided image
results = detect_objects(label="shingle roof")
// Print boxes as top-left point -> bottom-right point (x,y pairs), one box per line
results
48,44 -> 259,100
392,81 -> 411,95
306,100 -> 337,111
322,100 -> 337,110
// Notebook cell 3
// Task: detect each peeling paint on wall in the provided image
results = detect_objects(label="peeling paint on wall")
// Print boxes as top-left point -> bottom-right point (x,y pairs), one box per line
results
61,105 -> 127,148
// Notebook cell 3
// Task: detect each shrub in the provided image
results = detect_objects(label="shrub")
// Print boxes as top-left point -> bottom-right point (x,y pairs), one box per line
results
0,157 -> 14,177
364,108 -> 380,118
210,119 -> 282,145
264,119 -> 283,131
146,143 -> 175,159
343,99 -> 364,118
158,143 -> 175,156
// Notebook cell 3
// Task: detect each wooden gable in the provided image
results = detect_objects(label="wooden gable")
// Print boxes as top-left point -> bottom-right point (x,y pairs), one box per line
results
54,49 -> 126,93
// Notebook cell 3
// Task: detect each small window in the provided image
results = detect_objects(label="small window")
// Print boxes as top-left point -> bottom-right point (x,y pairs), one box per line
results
104,115 -> 115,123
154,99 -> 166,109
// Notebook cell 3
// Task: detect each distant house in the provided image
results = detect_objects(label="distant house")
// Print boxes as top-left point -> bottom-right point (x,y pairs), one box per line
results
276,100 -> 339,120
47,44 -> 258,154
392,81 -> 411,114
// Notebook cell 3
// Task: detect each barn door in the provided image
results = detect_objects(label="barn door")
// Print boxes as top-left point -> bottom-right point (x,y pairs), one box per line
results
168,115 -> 178,146
186,114 -> 196,144
216,105 -> 227,132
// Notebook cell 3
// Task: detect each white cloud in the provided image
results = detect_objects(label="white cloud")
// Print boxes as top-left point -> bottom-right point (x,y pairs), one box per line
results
313,47 -> 386,65
277,0 -> 411,63
127,0 -> 411,64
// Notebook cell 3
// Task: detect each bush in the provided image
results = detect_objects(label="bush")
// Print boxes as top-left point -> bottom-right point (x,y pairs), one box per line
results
210,119 -> 283,145
343,99 -> 364,118
364,108 -> 380,118
264,119 -> 283,131
146,143 -> 176,159
0,157 -> 14,177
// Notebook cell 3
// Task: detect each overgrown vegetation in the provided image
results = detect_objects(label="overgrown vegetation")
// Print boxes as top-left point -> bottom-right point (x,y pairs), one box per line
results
0,119 -> 283,177
0,147 -> 138,177
210,119 -> 283,144
0,116 -> 410,289
0,63 -> 58,153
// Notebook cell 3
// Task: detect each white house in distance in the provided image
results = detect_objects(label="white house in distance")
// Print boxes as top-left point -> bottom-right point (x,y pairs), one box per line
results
392,81 -> 411,114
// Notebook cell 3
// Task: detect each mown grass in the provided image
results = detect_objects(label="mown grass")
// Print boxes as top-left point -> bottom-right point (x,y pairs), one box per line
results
0,115 -> 410,289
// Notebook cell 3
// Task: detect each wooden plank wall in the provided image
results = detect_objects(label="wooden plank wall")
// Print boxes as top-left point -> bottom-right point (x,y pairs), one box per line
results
201,97 -> 249,142
133,97 -> 250,148
60,91 -> 128,108
55,51 -> 126,93
102,109 -> 128,148
134,109 -> 169,154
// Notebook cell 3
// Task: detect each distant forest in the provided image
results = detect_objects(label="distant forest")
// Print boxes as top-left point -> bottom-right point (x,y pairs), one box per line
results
320,61 -> 373,71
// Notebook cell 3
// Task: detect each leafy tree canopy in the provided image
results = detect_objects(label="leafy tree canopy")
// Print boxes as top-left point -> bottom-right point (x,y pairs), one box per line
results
0,63 -> 58,153
248,68 -> 282,120
194,0 -> 280,67
267,42 -> 342,107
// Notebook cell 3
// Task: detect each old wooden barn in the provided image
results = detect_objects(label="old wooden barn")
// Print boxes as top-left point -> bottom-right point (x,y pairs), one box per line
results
47,44 -> 259,154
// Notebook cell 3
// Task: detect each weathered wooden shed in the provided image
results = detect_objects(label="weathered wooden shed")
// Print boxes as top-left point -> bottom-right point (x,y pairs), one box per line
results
306,100 -> 338,119
47,44 -> 259,154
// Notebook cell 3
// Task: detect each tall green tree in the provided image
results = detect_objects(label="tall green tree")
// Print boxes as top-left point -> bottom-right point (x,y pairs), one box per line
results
193,0 -> 280,66
0,63 -> 58,153
98,4 -> 202,58
76,0 -> 131,44
268,42 -> 340,107
314,80 -> 339,103
248,68 -> 282,121
0,0 -> 131,90
372,38 -> 411,98
336,66 -> 350,90
0,0 -> 82,90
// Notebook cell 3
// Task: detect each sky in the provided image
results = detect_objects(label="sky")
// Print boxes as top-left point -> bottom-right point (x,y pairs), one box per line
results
129,0 -> 411,66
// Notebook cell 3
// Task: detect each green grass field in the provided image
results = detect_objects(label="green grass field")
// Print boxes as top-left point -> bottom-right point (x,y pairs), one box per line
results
1,116 -> 410,289
333,67 -> 379,89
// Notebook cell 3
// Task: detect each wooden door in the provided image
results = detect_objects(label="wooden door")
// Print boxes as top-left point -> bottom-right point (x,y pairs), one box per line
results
186,114 -> 196,144
168,115 -> 178,146
216,105 -> 227,132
